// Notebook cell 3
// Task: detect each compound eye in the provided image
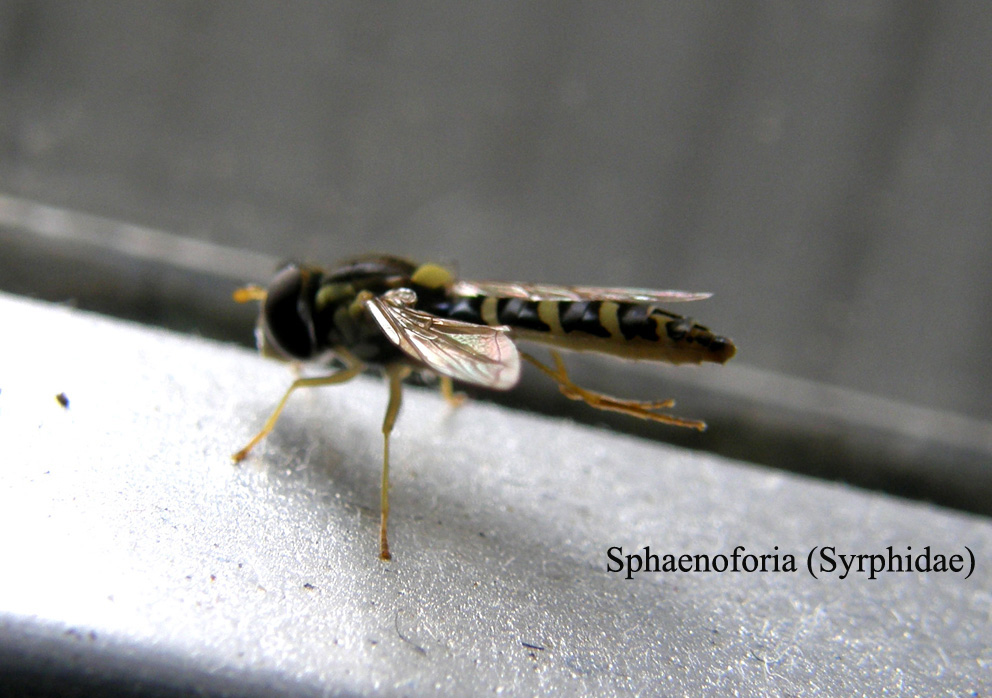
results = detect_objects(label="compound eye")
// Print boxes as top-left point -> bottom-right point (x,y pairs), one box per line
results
261,266 -> 317,359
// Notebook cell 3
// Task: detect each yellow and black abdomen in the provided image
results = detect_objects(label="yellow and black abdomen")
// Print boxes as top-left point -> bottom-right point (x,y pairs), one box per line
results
428,294 -> 735,366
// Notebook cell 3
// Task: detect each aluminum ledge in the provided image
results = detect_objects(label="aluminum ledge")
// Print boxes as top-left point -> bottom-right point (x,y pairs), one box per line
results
0,293 -> 989,696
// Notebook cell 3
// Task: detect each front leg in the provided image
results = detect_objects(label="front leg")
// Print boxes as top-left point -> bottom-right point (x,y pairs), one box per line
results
233,352 -> 365,462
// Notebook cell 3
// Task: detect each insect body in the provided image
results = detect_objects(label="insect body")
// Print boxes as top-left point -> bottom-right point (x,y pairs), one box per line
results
233,255 -> 735,560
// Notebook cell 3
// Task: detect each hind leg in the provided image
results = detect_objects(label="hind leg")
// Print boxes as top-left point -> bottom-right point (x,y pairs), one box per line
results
520,350 -> 706,431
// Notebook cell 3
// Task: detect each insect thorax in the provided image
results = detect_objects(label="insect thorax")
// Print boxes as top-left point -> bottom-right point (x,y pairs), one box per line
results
310,257 -> 451,365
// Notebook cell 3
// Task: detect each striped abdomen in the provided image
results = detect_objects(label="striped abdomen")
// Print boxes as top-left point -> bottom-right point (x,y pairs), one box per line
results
428,294 -> 736,365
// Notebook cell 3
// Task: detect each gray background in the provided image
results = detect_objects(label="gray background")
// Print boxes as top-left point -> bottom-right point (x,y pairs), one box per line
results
2,1 -> 990,421
3,2 -> 991,514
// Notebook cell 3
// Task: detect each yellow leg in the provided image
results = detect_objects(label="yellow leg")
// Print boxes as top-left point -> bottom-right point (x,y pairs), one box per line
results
519,350 -> 707,431
439,375 -> 466,407
379,363 -> 412,561
232,356 -> 365,462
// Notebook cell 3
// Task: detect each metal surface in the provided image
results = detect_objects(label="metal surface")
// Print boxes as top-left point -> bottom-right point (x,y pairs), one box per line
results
0,293 -> 988,695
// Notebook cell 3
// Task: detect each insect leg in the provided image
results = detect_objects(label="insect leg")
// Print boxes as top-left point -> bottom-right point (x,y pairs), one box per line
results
232,355 -> 365,462
379,363 -> 412,561
519,350 -> 707,431
439,375 -> 466,407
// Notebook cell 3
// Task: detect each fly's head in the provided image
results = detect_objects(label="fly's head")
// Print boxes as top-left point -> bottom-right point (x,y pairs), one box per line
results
254,264 -> 321,362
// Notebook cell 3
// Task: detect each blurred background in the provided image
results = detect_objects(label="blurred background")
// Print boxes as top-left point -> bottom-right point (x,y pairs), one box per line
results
1,2 -> 989,513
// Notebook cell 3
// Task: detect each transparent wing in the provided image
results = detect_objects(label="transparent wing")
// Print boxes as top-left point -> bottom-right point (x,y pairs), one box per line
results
452,280 -> 711,304
365,288 -> 521,390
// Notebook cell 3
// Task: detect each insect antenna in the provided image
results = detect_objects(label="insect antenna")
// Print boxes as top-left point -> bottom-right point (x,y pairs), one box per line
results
233,285 -> 268,303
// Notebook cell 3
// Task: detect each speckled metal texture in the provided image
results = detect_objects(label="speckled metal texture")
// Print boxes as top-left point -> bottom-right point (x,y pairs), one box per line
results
0,294 -> 988,696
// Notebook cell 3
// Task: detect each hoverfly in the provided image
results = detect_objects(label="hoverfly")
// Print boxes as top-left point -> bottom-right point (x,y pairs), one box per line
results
233,255 -> 735,560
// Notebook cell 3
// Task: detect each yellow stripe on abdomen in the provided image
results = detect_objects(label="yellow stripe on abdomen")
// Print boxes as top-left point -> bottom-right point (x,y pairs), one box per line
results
598,301 -> 622,339
481,296 -> 500,326
537,300 -> 564,335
